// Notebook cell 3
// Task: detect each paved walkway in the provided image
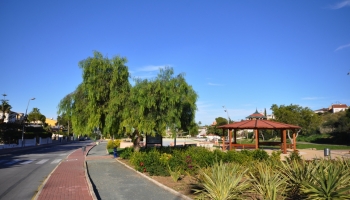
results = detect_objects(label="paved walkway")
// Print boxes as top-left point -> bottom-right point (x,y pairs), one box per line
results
35,143 -> 95,200
86,141 -> 187,200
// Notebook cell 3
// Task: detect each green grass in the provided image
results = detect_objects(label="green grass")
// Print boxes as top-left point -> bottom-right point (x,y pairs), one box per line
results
296,143 -> 350,150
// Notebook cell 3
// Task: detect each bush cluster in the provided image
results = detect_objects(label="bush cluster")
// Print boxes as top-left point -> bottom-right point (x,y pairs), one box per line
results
125,146 -> 271,176
106,139 -> 121,149
121,146 -> 350,199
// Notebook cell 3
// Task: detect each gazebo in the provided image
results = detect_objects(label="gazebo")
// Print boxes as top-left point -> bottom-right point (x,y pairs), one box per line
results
218,119 -> 301,154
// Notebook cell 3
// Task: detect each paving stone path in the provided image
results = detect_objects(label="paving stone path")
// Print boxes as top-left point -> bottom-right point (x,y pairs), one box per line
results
86,141 -> 185,200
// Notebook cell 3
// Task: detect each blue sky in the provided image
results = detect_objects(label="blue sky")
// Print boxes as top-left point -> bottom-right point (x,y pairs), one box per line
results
1,0 -> 349,126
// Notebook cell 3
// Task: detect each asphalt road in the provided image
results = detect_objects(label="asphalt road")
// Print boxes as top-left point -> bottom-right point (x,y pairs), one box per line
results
0,141 -> 91,200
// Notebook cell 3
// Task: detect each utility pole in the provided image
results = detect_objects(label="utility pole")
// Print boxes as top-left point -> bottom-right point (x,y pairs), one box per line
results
22,98 -> 35,147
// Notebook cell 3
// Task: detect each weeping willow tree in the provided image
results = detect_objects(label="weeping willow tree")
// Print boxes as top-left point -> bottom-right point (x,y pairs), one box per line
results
122,67 -> 198,150
57,51 -> 131,138
57,52 -> 197,147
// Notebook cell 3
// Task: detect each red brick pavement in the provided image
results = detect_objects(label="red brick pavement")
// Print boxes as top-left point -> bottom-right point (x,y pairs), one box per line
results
36,144 -> 95,200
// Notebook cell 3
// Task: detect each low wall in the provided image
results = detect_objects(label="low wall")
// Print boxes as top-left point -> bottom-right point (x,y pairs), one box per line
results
0,137 -> 53,149
120,142 -> 133,148
0,144 -> 19,149
19,138 -> 36,147
39,137 -> 52,145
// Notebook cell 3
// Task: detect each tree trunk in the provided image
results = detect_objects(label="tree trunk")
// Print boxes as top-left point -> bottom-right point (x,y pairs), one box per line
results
287,129 -> 300,144
133,129 -> 141,152
260,131 -> 265,141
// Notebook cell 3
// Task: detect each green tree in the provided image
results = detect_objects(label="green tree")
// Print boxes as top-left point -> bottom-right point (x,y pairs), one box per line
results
270,104 -> 322,136
58,51 -> 131,138
122,67 -> 197,149
0,99 -> 11,123
322,110 -> 350,133
207,117 -> 228,136
57,92 -> 75,136
216,117 -> 228,126
28,108 -> 46,124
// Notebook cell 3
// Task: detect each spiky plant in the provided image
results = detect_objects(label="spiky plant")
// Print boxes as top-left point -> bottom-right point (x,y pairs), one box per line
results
280,159 -> 314,199
301,158 -> 350,200
248,161 -> 287,200
194,161 -> 250,200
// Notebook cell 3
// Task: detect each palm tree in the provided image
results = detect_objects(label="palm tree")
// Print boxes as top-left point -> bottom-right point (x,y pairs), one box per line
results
1,100 -> 12,123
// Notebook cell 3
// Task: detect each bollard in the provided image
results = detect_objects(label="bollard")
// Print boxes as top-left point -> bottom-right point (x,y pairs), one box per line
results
82,146 -> 86,154
324,148 -> 330,158
113,147 -> 118,158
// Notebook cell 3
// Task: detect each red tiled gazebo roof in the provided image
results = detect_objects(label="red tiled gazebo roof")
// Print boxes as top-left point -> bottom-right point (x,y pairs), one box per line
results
218,120 -> 301,129
246,109 -> 267,120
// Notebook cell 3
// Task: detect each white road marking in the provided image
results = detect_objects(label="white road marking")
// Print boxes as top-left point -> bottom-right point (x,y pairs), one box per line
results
36,159 -> 49,164
51,159 -> 61,164
20,159 -> 36,164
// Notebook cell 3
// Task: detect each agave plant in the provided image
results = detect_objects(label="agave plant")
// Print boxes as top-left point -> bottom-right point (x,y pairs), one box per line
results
248,161 -> 287,200
194,160 -> 250,200
301,158 -> 350,200
280,159 -> 314,199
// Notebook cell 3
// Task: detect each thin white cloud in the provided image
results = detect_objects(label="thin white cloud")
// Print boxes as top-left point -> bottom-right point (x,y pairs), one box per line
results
129,65 -> 170,80
136,65 -> 165,72
330,0 -> 350,9
208,82 -> 224,86
132,73 -> 156,80
302,97 -> 324,100
335,43 -> 350,51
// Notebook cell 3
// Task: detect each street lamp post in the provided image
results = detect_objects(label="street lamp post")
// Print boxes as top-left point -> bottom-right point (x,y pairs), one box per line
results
223,106 -> 231,141
22,98 -> 35,147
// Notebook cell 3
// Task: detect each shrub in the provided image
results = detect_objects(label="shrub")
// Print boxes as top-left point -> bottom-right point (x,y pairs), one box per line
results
280,159 -> 313,199
185,147 -> 213,165
168,149 -> 187,172
286,150 -> 302,163
248,161 -> 287,200
142,148 -> 168,176
130,151 -> 145,172
168,165 -> 182,182
252,149 -> 269,161
106,139 -> 121,149
268,150 -> 282,166
120,147 -> 134,159
194,161 -> 250,199
231,150 -> 254,164
301,159 -> 350,199
212,149 -> 225,162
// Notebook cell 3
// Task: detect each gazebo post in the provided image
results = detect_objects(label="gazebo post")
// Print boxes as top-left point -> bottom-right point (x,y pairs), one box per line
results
222,129 -> 225,151
282,129 -> 287,154
229,129 -> 232,150
254,129 -> 258,149
233,129 -> 237,144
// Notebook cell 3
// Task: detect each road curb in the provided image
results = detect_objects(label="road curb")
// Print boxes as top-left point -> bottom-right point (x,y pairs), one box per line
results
85,144 -> 98,200
115,158 -> 192,200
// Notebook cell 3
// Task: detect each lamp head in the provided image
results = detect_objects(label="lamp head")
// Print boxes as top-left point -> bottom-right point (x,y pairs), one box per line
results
31,98 -> 35,100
